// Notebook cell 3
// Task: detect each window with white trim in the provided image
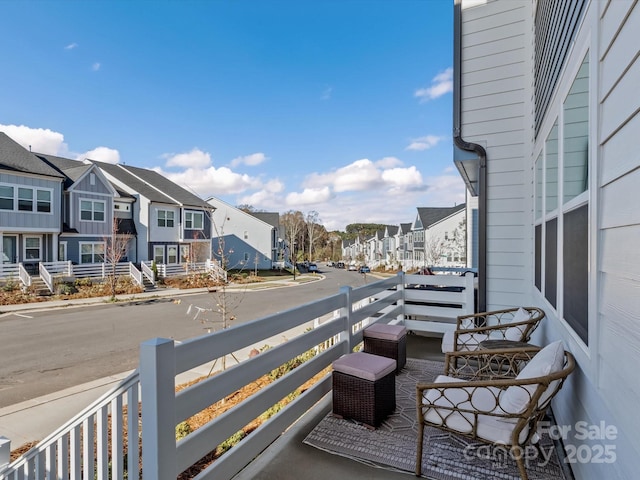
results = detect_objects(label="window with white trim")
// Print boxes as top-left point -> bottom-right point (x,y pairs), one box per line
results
80,199 -> 106,222
184,211 -> 204,230
153,245 -> 165,264
167,245 -> 178,264
0,184 -> 51,213
534,51 -> 589,345
80,242 -> 105,263
0,185 -> 13,210
158,210 -> 175,227
59,242 -> 67,261
24,236 -> 42,260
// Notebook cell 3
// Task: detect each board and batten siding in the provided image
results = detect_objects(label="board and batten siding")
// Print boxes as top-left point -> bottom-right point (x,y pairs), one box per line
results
461,0 -> 532,309
72,170 -> 113,195
70,192 -> 113,236
0,173 -> 62,231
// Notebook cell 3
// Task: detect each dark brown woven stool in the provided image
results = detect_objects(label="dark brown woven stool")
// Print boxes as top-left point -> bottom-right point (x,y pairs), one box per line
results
363,323 -> 407,373
332,352 -> 396,429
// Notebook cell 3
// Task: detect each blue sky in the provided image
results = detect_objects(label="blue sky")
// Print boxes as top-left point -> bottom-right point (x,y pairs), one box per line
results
0,0 -> 462,231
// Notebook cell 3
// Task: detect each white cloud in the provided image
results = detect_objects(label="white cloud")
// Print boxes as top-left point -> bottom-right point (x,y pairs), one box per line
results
415,67 -> 453,102
375,156 -> 403,168
230,152 -> 268,168
80,146 -> 120,164
381,166 -> 425,192
285,187 -> 333,206
165,148 -> 212,169
65,42 -> 78,50
405,134 -> 444,151
305,158 -> 383,193
0,123 -> 68,155
92,62 -> 101,71
159,164 -> 261,198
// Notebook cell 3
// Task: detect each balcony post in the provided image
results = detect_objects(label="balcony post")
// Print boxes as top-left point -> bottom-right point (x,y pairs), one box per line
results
397,271 -> 405,323
339,286 -> 352,354
140,337 -> 176,480
0,436 -> 10,468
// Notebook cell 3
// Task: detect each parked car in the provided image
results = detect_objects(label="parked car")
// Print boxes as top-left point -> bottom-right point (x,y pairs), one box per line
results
308,263 -> 318,273
359,265 -> 371,274
336,262 -> 345,269
348,264 -> 357,271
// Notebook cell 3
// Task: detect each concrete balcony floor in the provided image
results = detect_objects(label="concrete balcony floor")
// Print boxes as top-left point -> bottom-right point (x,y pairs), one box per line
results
234,334 -> 446,480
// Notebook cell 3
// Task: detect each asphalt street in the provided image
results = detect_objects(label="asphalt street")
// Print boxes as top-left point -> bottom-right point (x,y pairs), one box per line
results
0,266 -> 377,408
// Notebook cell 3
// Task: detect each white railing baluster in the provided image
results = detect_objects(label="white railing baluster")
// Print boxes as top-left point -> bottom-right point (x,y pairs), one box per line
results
127,385 -> 140,480
96,407 -> 108,479
57,435 -> 68,480
82,417 -> 94,480
110,396 -> 123,480
69,425 -> 81,480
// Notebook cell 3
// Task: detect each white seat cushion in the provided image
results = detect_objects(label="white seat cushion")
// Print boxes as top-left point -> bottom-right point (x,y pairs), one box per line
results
500,340 -> 565,414
422,375 -> 529,444
504,307 -> 533,341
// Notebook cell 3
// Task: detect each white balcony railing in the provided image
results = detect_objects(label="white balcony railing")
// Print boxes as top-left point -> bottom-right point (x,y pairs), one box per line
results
1,272 -> 474,480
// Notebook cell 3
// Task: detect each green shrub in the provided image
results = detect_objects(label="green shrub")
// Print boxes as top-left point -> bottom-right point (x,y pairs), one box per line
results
56,282 -> 78,295
1,280 -> 19,292
268,348 -> 316,380
175,421 -> 191,440
216,430 -> 246,455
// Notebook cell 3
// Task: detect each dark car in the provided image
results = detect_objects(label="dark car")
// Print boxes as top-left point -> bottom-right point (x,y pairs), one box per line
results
308,263 -> 318,273
358,265 -> 371,274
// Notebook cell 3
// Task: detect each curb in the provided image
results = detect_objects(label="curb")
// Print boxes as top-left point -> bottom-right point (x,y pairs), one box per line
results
0,274 -> 324,316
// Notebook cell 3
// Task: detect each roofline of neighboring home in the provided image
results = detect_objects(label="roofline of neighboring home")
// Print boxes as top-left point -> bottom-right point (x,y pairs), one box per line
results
69,163 -> 120,197
424,205 -> 466,229
454,0 -> 486,312
113,163 -> 184,207
206,196 -> 275,230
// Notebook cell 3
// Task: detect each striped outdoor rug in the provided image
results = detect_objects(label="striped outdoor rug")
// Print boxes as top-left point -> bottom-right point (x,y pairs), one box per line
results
303,358 -> 569,480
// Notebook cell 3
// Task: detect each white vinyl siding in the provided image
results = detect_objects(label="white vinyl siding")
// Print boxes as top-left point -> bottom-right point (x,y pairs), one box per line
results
461,0 -> 530,308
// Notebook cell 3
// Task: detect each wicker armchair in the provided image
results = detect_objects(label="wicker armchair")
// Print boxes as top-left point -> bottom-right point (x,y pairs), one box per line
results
416,340 -> 575,480
442,307 -> 545,372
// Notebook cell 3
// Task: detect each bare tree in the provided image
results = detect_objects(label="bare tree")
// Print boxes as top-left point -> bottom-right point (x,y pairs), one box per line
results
188,215 -> 247,372
104,218 -> 133,300
305,210 -> 320,262
281,210 -> 304,268
447,218 -> 467,265
424,234 -> 446,268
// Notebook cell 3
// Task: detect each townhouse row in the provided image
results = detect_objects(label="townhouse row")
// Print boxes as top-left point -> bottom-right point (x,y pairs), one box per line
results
0,132 -> 281,288
341,202 -> 476,272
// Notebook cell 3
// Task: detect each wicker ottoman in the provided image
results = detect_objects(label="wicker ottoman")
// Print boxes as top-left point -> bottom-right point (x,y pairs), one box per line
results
363,323 -> 407,373
332,352 -> 396,429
